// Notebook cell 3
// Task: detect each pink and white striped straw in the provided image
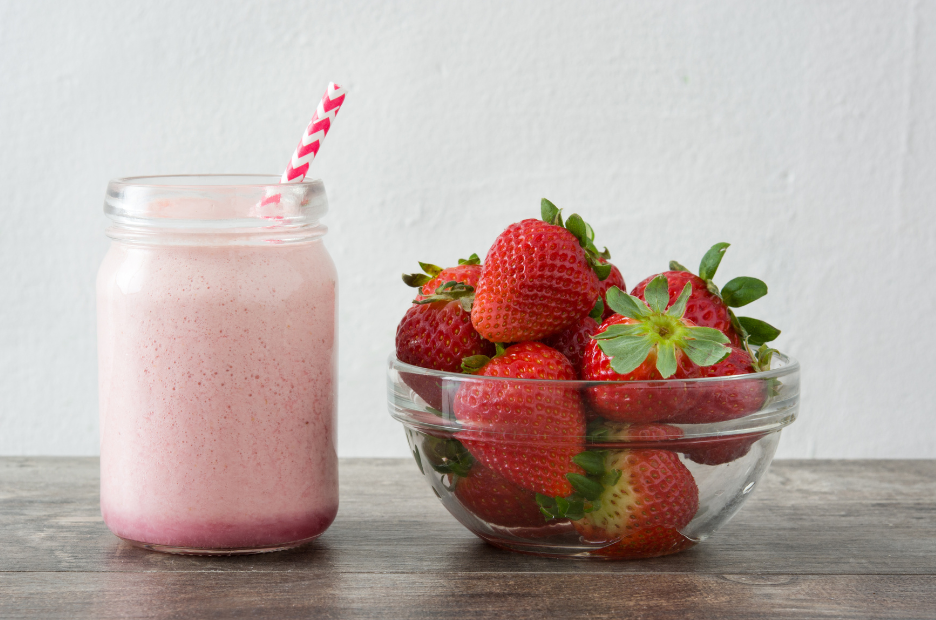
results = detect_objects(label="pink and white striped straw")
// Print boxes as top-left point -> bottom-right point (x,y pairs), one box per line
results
281,82 -> 348,183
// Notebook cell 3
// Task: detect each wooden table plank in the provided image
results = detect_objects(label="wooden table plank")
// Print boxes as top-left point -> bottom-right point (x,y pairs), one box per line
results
2,573 -> 935,620
1,458 -> 934,576
1,457 -> 934,619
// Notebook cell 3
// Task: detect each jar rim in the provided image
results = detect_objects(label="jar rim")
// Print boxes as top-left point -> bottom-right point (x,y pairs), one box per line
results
104,174 -> 328,233
110,174 -> 322,189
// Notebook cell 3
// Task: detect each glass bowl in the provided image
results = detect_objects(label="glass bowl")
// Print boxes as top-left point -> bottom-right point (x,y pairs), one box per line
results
387,352 -> 799,559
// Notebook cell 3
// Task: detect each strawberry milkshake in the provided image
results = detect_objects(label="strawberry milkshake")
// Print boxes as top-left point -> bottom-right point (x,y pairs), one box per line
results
98,176 -> 338,553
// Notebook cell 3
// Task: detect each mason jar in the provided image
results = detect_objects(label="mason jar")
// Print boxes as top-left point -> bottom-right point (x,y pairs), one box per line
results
97,175 -> 338,554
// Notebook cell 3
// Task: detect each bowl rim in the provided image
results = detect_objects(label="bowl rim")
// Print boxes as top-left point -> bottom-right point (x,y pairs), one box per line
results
388,351 -> 799,385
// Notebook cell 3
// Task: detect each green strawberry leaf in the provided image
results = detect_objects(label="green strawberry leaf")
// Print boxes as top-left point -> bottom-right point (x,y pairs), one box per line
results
593,261 -> 612,281
599,336 -> 654,375
555,496 -> 570,516
687,326 -> 731,344
424,436 -> 475,478
656,341 -> 678,378
536,494 -> 559,520
590,323 -> 644,340
665,282 -> 693,318
562,498 -> 586,521
539,495 -> 586,521
411,441 -> 424,475
754,344 -> 779,372
698,242 -> 730,281
589,298 -> 605,321
738,317 -> 781,345
669,260 -> 690,272
566,473 -> 604,501
600,468 -> 622,488
541,198 -> 560,224
586,419 -> 611,441
461,355 -> 490,374
644,275 -> 670,313
401,273 -> 432,288
414,281 -> 475,305
605,287 -> 651,319
584,221 -> 596,241
565,214 -> 589,248
683,339 -> 731,367
572,451 -> 607,476
418,262 -> 443,277
721,277 -> 768,307
457,253 -> 481,265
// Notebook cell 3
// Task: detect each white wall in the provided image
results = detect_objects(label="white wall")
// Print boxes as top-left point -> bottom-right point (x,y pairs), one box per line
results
1,0 -> 933,458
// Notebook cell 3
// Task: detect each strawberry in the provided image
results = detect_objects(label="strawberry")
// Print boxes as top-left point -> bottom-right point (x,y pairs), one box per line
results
587,418 -> 759,466
395,295 -> 494,409
580,275 -> 732,423
582,315 -> 699,423
453,342 -> 586,497
593,526 -> 696,559
539,449 -> 699,559
597,259 -> 626,320
587,419 -> 684,445
631,242 -> 780,348
541,301 -> 603,376
680,433 -> 762,466
470,199 -> 610,343
453,464 -> 547,528
673,346 -> 774,465
403,254 -> 483,302
673,346 -> 768,424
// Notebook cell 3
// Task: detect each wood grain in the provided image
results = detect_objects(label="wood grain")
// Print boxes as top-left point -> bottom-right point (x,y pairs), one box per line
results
1,458 -> 934,619
2,573 -> 936,620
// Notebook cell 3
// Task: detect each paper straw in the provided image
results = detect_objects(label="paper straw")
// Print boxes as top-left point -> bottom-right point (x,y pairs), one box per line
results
281,82 -> 348,183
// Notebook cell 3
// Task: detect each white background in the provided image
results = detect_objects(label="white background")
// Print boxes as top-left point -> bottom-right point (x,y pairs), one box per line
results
1,0 -> 933,458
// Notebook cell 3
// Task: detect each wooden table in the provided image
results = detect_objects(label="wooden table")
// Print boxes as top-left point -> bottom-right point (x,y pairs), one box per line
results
1,458 -> 934,619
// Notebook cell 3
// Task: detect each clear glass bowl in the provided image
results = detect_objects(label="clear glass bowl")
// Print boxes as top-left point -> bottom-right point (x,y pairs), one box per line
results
387,352 -> 799,559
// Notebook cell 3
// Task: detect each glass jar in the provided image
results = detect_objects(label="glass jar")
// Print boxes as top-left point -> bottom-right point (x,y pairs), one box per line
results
97,175 -> 338,554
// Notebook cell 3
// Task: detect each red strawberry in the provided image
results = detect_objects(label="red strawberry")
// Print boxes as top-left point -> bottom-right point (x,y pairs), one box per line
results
582,315 -> 700,423
631,243 -> 780,348
580,275 -> 735,423
587,418 -> 760,466
453,342 -> 586,497
570,449 -> 699,559
542,313 -> 600,377
395,299 -> 494,409
597,259 -> 626,320
673,346 -> 767,424
587,420 -> 685,445
471,200 -> 609,343
582,416 -> 760,468
403,254 -> 483,302
594,526 -> 696,559
680,433 -> 762,466
453,464 -> 546,528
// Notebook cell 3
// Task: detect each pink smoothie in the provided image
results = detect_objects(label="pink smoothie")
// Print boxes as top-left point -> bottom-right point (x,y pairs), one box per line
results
98,239 -> 338,550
